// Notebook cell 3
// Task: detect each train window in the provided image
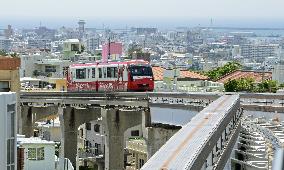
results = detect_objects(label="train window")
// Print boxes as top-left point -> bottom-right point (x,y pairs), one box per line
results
92,68 -> 96,78
76,69 -> 86,79
107,67 -> 118,78
103,67 -> 107,78
99,68 -> 102,78
129,65 -> 153,76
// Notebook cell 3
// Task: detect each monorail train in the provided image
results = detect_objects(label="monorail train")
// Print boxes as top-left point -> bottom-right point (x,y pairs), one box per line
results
67,60 -> 154,92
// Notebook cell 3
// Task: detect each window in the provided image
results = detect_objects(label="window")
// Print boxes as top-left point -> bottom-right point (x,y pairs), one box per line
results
7,104 -> 15,168
37,147 -> 44,160
92,68 -> 96,78
98,68 -> 102,78
131,130 -> 139,136
28,148 -> 36,160
95,143 -> 101,155
129,65 -> 153,76
76,69 -> 86,79
28,148 -> 45,160
103,67 -> 107,78
86,123 -> 91,130
63,67 -> 69,76
107,67 -> 118,78
45,66 -> 56,73
0,81 -> 10,92
71,44 -> 79,51
94,124 -> 100,133
139,159 -> 145,168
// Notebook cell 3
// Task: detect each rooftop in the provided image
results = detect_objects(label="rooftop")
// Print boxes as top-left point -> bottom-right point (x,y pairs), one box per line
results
152,66 -> 208,81
17,137 -> 55,145
0,56 -> 21,70
217,70 -> 272,83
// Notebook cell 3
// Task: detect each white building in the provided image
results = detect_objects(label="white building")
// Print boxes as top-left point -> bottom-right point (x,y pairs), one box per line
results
0,38 -> 12,52
17,137 -> 56,170
20,54 -> 71,79
78,119 -> 104,158
240,44 -> 279,58
0,92 -> 17,170
85,37 -> 99,53
272,61 -> 284,84
27,39 -> 51,50
63,39 -> 81,61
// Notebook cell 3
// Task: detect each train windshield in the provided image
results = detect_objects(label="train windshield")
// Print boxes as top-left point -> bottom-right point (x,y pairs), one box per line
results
129,65 -> 153,77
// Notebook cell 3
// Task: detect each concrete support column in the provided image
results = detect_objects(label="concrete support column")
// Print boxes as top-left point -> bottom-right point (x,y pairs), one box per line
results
21,106 -> 33,137
145,127 -> 179,159
60,106 -> 101,168
143,109 -> 151,127
97,162 -> 104,170
63,107 -> 77,167
58,106 -> 65,169
102,108 -> 142,170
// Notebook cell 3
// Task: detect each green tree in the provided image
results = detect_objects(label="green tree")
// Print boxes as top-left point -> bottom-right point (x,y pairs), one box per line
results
206,62 -> 242,81
10,52 -> 19,58
224,77 -> 255,92
257,80 -> 278,93
0,50 -> 7,56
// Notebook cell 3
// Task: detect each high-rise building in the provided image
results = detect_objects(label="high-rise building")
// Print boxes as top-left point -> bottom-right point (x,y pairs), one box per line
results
240,44 -> 279,58
0,92 -> 17,170
0,38 -> 12,52
4,25 -> 14,38
78,20 -> 86,39
27,39 -> 51,50
86,37 -> 99,53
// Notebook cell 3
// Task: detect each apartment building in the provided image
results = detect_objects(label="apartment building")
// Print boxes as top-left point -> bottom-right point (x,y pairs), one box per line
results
240,44 -> 279,58
0,92 -> 17,170
0,38 -> 12,52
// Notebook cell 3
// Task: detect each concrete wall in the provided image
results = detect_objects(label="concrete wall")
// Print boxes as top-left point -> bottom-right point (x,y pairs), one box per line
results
145,127 -> 179,158
22,143 -> 55,170
102,108 -> 142,170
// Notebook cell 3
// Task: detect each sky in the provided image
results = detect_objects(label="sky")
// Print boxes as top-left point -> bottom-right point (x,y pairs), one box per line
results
1,0 -> 284,28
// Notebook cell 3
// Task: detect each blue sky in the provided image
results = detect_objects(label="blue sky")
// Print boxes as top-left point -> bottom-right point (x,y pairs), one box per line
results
1,0 -> 284,28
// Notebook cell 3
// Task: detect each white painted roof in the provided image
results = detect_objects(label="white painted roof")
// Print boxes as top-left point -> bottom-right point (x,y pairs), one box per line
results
18,137 -> 55,145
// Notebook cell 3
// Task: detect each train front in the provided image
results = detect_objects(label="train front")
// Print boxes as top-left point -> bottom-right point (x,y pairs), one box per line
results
127,64 -> 154,91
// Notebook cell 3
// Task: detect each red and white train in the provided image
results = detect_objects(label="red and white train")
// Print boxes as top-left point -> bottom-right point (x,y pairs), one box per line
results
67,60 -> 154,92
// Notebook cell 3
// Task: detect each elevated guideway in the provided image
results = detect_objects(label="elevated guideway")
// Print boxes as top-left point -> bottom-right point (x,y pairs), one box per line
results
141,95 -> 242,170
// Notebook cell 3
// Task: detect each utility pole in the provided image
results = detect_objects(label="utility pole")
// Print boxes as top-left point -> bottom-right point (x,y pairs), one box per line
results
108,36 -> 111,62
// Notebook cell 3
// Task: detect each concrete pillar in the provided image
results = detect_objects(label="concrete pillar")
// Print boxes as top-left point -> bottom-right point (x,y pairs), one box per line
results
102,108 -> 142,170
145,127 -> 179,159
97,162 -> 104,170
61,106 -> 101,168
63,107 -> 77,167
58,106 -> 65,170
143,109 -> 151,127
20,106 -> 58,137
20,106 -> 33,137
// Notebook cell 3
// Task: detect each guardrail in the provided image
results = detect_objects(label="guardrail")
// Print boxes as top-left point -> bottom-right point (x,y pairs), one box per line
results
20,92 -> 284,111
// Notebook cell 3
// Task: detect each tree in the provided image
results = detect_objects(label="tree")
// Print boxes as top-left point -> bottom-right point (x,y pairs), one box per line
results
224,78 -> 255,92
257,80 -> 278,93
10,52 -> 19,58
0,50 -> 7,56
81,44 -> 85,53
206,62 -> 242,81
